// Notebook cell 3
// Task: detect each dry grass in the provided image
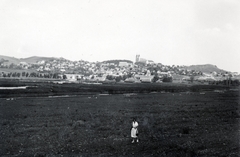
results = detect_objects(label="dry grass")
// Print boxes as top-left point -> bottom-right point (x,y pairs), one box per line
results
0,85 -> 239,156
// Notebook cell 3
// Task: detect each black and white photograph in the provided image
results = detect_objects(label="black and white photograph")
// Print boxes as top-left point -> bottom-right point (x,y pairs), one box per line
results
0,0 -> 239,156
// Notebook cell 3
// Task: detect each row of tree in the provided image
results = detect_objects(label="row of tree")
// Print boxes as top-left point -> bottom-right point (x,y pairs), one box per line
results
104,74 -> 173,83
0,72 -> 61,79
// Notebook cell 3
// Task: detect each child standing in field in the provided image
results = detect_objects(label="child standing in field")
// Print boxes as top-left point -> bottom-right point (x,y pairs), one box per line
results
131,118 -> 139,143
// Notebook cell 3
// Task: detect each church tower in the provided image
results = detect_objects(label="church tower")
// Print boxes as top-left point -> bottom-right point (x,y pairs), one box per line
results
136,54 -> 140,62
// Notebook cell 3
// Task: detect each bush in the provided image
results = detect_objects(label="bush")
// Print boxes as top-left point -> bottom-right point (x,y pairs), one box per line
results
115,76 -> 122,82
232,80 -> 239,86
162,76 -> 173,82
152,75 -> 159,82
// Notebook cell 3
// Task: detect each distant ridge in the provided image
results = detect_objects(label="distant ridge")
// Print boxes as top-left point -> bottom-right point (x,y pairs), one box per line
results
183,64 -> 227,73
102,59 -> 133,64
21,56 -> 61,63
0,55 -> 21,65
0,55 -> 67,65
0,55 -> 230,73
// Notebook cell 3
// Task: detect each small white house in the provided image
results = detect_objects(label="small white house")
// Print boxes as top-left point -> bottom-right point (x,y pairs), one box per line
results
64,74 -> 83,81
134,74 -> 154,83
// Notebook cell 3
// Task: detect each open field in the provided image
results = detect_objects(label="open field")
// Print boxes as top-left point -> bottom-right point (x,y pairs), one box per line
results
0,82 -> 239,156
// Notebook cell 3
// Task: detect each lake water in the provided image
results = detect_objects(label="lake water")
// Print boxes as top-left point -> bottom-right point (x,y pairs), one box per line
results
0,86 -> 28,89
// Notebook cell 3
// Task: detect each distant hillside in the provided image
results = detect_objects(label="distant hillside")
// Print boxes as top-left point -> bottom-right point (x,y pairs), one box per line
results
21,56 -> 60,63
184,64 -> 227,73
102,59 -> 133,64
0,55 -> 231,74
0,55 -> 20,65
0,55 -> 64,65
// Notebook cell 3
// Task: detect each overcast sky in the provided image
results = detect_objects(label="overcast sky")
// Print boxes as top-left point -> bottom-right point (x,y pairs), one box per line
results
0,0 -> 239,72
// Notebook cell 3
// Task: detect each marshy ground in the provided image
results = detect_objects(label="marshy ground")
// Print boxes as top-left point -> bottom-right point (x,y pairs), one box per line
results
0,82 -> 239,156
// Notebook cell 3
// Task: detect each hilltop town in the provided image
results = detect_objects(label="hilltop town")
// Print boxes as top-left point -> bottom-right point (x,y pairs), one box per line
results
0,55 -> 239,85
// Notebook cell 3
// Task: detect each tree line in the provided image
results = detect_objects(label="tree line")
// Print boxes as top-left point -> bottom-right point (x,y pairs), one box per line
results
0,72 -> 61,79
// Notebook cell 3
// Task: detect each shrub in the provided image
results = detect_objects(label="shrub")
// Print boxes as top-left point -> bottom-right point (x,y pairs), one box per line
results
162,76 -> 173,82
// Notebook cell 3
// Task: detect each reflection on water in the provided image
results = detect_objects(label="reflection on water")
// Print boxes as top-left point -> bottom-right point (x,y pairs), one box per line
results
0,86 -> 28,89
48,95 -> 76,98
0,86 -> 38,89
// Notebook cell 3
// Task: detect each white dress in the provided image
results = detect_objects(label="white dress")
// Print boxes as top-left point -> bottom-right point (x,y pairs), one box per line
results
131,121 -> 138,138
